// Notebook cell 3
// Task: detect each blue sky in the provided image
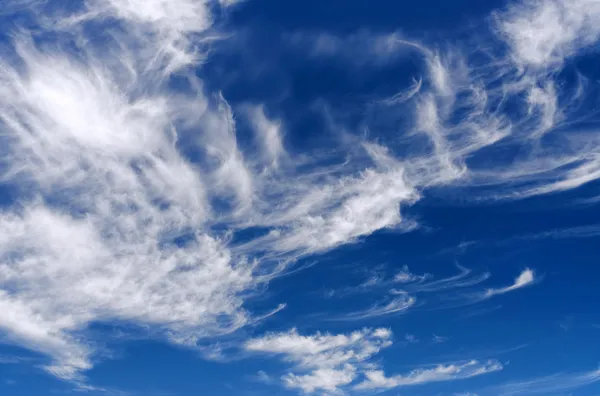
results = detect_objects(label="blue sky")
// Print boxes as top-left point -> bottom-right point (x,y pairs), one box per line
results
1,0 -> 600,395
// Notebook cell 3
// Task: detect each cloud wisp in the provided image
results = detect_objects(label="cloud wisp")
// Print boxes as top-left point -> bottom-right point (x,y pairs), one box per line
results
485,366 -> 600,395
285,30 -> 425,68
355,360 -> 503,391
484,269 -> 537,298
332,294 -> 417,321
344,265 -> 536,318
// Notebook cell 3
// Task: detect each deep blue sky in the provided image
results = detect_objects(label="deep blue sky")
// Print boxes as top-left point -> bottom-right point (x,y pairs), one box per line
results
1,0 -> 600,395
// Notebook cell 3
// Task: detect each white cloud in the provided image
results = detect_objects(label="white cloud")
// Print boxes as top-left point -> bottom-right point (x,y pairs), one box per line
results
485,269 -> 536,298
355,360 -> 503,390
198,93 -> 255,210
394,265 -> 430,283
283,366 -> 356,394
336,294 -> 416,321
62,0 -> 225,73
401,265 -> 490,293
496,0 -> 600,68
0,203 -> 254,379
245,328 -> 392,394
242,164 -> 419,257
245,327 -> 392,366
245,104 -> 287,169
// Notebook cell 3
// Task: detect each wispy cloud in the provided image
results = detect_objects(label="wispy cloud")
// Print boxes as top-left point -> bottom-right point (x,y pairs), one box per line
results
244,104 -> 287,170
432,334 -> 449,344
252,370 -> 276,385
337,264 -> 536,319
487,367 -> 600,395
333,294 -> 417,321
402,265 -> 491,293
484,269 -> 536,298
285,30 -> 423,68
394,265 -> 431,284
518,225 -> 600,241
355,360 -> 503,391
405,334 -> 419,344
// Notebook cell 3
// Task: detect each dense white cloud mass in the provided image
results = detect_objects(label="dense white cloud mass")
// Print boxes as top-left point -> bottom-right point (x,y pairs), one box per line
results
0,0 -> 599,389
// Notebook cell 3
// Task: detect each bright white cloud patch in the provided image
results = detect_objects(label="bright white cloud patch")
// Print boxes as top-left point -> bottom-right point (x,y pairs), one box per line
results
497,0 -> 600,68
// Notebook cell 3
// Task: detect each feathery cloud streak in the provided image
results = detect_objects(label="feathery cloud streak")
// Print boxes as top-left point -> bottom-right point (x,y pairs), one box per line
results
487,367 -> 600,395
484,269 -> 536,298
356,360 -> 503,391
